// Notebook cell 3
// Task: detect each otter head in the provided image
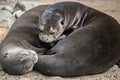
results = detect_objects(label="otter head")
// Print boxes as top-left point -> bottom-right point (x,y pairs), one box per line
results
0,47 -> 38,75
38,10 -> 65,43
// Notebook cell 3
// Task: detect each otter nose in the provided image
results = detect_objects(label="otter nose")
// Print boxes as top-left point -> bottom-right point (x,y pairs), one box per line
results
41,35 -> 49,41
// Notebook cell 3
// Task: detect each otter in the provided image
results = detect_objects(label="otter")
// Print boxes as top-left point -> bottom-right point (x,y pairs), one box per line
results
35,2 -> 120,77
0,5 -> 52,75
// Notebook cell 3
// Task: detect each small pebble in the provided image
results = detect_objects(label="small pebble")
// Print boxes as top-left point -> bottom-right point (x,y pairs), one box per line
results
19,78 -> 30,80
48,77 -> 64,80
35,75 -> 45,80
3,5 -> 13,13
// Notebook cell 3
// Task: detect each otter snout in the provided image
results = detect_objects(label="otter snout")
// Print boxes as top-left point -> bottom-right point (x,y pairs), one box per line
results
0,48 -> 38,75
39,35 -> 55,43
41,35 -> 49,41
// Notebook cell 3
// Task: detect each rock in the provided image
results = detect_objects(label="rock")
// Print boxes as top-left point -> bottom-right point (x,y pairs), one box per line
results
13,10 -> 25,18
0,16 -> 16,29
0,10 -> 12,21
0,5 -> 4,10
0,28 -> 9,42
35,75 -> 45,80
19,78 -> 30,80
3,5 -> 13,13
6,0 -> 16,2
48,77 -> 64,80
14,1 -> 25,11
6,16 -> 16,28
14,1 -> 47,11
0,10 -> 15,28
0,71 -> 6,76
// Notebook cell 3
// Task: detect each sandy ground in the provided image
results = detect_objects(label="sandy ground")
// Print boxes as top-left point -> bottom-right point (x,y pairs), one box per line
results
0,0 -> 120,80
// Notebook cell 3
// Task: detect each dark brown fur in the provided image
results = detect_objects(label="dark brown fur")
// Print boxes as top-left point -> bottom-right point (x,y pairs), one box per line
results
34,2 -> 120,77
0,5 -> 51,75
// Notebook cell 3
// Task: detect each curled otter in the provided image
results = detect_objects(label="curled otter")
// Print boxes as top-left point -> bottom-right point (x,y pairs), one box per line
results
38,9 -> 65,42
35,2 -> 120,77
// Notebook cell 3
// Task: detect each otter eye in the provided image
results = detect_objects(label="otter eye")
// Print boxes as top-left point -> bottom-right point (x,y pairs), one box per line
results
38,28 -> 43,33
4,53 -> 8,58
50,32 -> 55,35
50,27 -> 57,35
39,24 -> 44,33
61,21 -> 64,25
39,23 -> 44,29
